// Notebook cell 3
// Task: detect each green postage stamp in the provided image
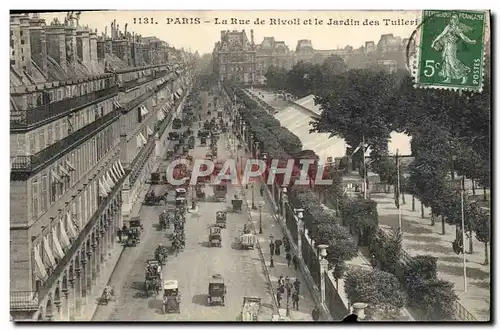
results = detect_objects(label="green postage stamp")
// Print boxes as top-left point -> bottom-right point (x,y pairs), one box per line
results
415,10 -> 489,92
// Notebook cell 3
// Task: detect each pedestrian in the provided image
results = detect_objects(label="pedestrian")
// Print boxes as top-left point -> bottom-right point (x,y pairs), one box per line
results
311,306 -> 320,321
283,237 -> 290,253
275,239 -> 282,256
117,229 -> 122,243
276,289 -> 282,308
293,278 -> 301,295
292,290 -> 300,310
292,255 -> 299,270
269,241 -> 275,257
286,252 -> 292,267
278,275 -> 284,288
260,185 -> 264,197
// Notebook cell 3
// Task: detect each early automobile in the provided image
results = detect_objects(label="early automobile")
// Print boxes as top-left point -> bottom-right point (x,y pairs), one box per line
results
163,280 -> 181,313
240,296 -> 262,321
145,260 -> 162,297
126,217 -> 143,246
215,211 -> 227,228
232,196 -> 243,212
208,274 -> 226,306
208,226 -> 222,247
213,185 -> 227,201
240,233 -> 256,250
175,187 -> 187,199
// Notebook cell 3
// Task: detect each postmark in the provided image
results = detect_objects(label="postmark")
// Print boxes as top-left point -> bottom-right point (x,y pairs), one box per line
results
414,10 -> 488,92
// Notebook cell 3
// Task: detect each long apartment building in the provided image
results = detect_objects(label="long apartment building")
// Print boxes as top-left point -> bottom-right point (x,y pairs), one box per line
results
9,13 -> 194,321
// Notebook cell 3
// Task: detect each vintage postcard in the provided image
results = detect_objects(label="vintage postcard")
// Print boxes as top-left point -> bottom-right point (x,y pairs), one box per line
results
9,10 -> 491,322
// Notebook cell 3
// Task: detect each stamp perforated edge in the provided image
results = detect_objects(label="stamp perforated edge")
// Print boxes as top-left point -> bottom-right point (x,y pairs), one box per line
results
411,9 -> 489,94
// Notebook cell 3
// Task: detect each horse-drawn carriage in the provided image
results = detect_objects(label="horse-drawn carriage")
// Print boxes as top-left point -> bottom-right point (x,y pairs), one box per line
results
172,118 -> 182,130
144,190 -> 166,205
208,274 -> 226,306
168,132 -> 180,140
188,136 -> 195,149
163,280 -> 181,314
126,217 -> 143,246
145,260 -> 162,297
200,136 -> 207,146
154,244 -> 168,265
208,226 -> 222,247
215,211 -> 227,228
159,209 -> 174,230
232,195 -> 243,213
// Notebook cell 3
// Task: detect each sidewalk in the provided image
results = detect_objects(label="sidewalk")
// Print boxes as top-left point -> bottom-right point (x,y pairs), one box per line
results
78,182 -> 153,321
367,192 -> 490,321
244,185 -> 316,321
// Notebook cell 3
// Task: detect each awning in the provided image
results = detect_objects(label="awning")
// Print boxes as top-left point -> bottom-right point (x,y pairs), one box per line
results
51,232 -> 64,260
106,171 -> 115,188
162,107 -> 169,116
65,160 -> 76,171
66,212 -> 78,238
113,100 -> 123,108
43,236 -> 56,269
140,105 -> 149,117
59,219 -> 71,248
51,170 -> 63,184
99,182 -> 108,198
139,132 -> 148,145
117,160 -> 125,176
112,162 -> 121,180
157,109 -> 165,122
59,164 -> 70,177
136,135 -> 143,148
109,166 -> 119,183
174,92 -> 181,99
147,126 -> 154,136
33,245 -> 48,281
102,176 -> 112,193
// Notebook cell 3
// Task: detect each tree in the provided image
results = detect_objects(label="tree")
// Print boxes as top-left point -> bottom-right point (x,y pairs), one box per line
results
321,54 -> 348,75
316,223 -> 358,266
469,202 -> 490,265
264,65 -> 288,90
345,268 -> 407,319
285,61 -> 322,97
369,228 -> 402,275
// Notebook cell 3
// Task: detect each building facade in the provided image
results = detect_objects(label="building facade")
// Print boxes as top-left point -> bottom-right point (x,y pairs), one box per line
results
212,30 -> 417,84
10,13 -> 194,321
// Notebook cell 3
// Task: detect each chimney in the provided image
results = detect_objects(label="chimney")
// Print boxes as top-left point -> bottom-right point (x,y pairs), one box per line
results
64,25 -> 77,63
89,30 -> 98,61
28,14 -> 48,75
46,24 -> 67,70
251,29 -> 254,45
76,29 -> 90,65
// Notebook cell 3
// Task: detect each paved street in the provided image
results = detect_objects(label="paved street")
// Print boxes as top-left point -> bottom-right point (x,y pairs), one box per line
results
93,92 -> 275,321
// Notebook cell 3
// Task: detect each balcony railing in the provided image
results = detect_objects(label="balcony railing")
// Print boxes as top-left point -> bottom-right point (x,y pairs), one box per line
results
129,135 -> 156,187
11,109 -> 120,175
120,69 -> 169,91
10,291 -> 39,311
10,86 -> 118,128
121,76 -> 173,113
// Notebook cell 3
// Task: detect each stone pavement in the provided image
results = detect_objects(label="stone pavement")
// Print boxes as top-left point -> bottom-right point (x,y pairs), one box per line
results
243,185 -> 316,321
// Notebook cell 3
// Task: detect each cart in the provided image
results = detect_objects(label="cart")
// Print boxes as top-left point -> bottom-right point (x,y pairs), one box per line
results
232,198 -> 243,212
213,185 -> 227,201
215,211 -> 227,228
99,286 -> 116,305
240,233 -> 255,250
163,280 -> 181,314
208,226 -> 222,247
175,188 -> 187,199
208,274 -> 226,306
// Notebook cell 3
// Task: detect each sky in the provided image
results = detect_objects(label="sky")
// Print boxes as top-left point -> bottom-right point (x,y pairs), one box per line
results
40,10 -> 422,54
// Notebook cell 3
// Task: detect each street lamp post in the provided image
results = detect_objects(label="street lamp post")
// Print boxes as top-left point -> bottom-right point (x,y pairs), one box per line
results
294,208 -> 304,258
317,244 -> 329,307
269,234 -> 275,268
252,183 -> 257,210
259,200 -> 265,234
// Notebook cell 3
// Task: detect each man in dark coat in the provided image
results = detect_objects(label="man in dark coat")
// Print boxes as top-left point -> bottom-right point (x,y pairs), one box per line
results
276,289 -> 282,308
311,306 -> 320,321
275,239 -> 282,256
292,255 -> 299,270
286,252 -> 292,267
269,241 -> 275,256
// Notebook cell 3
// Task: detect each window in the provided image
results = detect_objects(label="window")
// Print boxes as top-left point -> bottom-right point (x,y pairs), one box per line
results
21,40 -> 25,45
40,175 -> 48,212
31,179 -> 39,220
38,132 -> 45,150
50,177 -> 57,204
54,123 -> 60,141
29,134 -> 36,154
57,90 -> 62,100
47,127 -> 53,146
